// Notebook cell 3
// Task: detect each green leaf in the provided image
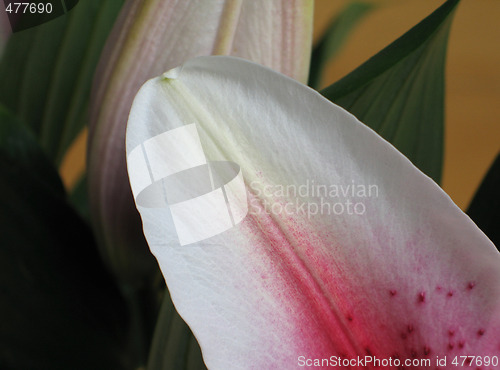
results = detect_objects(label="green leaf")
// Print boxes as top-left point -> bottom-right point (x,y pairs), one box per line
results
0,0 -> 124,165
308,1 -> 374,89
69,173 -> 90,221
0,104 -> 64,194
467,153 -> 500,250
148,292 -> 205,370
0,108 -> 129,369
321,0 -> 461,184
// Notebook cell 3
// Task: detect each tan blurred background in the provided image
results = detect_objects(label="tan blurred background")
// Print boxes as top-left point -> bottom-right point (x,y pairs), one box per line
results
61,0 -> 500,210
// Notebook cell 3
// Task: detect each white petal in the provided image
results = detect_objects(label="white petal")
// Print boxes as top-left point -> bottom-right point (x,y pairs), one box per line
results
127,56 -> 500,369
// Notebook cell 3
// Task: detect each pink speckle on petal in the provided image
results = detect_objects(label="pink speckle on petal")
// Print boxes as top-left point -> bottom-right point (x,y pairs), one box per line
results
418,291 -> 426,303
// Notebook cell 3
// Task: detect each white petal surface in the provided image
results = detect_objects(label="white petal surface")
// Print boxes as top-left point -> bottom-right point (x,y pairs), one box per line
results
126,56 -> 500,369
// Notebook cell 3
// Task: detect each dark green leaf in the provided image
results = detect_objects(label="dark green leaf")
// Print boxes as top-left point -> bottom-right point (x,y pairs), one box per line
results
0,108 -> 129,369
467,153 -> 500,250
321,0 -> 461,183
309,1 -> 374,89
0,0 -> 124,165
69,173 -> 90,221
148,292 -> 206,370
121,283 -> 165,369
0,105 -> 63,194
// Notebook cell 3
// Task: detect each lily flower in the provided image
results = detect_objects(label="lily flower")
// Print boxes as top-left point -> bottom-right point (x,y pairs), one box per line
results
88,0 -> 313,283
126,56 -> 500,369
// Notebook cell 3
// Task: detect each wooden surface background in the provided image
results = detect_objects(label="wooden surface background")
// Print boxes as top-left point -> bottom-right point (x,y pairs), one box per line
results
59,0 -> 500,211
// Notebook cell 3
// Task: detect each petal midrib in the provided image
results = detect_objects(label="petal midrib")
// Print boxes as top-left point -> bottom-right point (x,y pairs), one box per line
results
246,190 -> 371,362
